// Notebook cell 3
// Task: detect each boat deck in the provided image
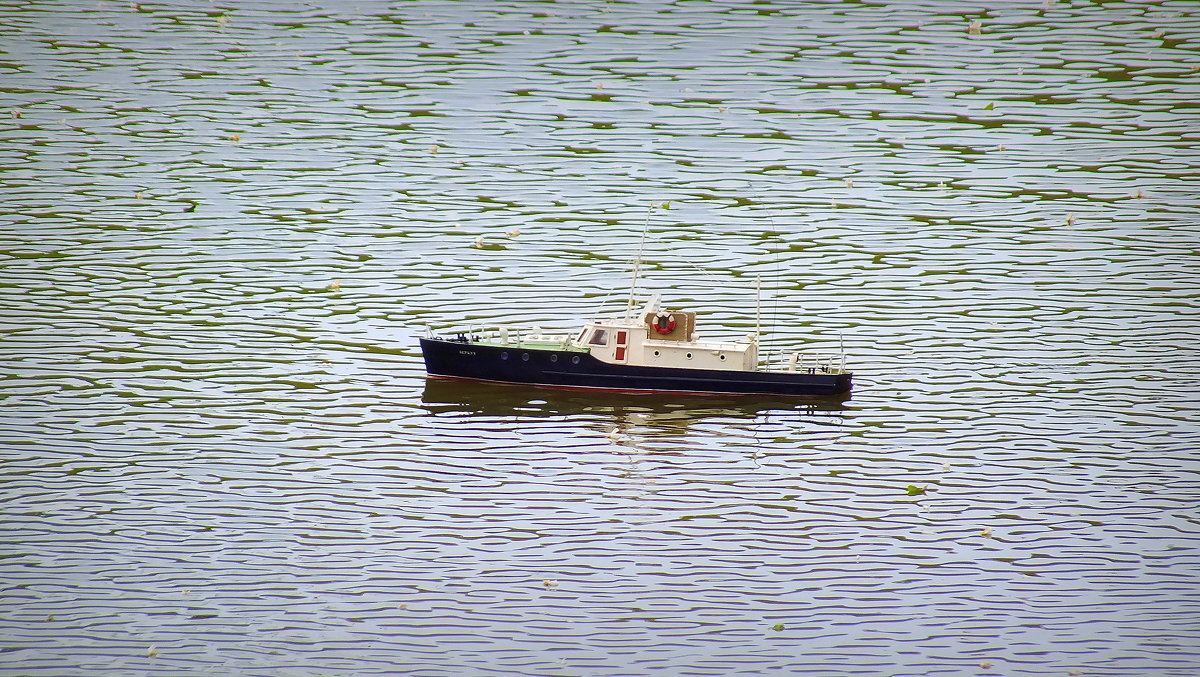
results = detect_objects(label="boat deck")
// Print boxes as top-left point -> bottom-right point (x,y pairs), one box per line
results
467,338 -> 589,352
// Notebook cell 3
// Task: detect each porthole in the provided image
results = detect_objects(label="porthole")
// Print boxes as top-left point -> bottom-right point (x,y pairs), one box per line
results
653,350 -> 660,357
521,353 -> 530,361
501,352 -> 509,360
571,355 -> 581,364
719,354 -> 726,361
686,352 -> 693,359
550,354 -> 558,363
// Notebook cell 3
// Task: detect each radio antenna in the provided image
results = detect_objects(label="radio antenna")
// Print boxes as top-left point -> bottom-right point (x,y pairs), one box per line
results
755,274 -> 762,341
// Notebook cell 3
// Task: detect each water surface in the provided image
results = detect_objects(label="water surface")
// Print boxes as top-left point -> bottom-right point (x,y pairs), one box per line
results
2,1 -> 1199,675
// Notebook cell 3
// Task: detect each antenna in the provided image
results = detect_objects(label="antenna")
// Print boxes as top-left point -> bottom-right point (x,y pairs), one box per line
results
755,274 -> 762,341
626,203 -> 653,321
763,203 -> 782,369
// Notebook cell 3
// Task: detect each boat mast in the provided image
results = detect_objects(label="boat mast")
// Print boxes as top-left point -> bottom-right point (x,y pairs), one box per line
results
626,205 -> 653,321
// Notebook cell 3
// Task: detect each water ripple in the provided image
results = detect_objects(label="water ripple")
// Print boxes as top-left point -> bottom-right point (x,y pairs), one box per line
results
3,1 -> 1200,675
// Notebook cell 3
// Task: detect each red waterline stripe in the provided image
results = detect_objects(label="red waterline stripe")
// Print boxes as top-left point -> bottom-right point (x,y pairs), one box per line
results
424,373 -> 836,397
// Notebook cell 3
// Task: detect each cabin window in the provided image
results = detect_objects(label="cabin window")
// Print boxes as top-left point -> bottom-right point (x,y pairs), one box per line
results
575,328 -> 589,344
588,329 -> 609,346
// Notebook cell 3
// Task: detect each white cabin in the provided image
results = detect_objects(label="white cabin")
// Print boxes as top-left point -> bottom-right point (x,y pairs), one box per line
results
572,296 -> 758,371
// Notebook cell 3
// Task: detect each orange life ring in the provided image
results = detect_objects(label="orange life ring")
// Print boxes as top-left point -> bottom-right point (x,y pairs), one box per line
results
653,312 -> 676,335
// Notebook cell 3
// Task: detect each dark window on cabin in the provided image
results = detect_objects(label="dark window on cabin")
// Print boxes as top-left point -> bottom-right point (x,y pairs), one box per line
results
589,329 -> 609,346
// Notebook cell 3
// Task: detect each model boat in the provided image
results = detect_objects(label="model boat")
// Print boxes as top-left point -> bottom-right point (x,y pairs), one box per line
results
419,293 -> 851,397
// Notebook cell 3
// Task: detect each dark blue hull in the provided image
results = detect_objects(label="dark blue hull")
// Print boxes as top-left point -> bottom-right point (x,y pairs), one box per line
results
419,337 -> 851,397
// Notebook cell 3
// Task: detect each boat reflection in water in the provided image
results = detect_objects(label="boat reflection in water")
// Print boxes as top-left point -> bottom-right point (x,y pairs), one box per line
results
420,376 -> 849,433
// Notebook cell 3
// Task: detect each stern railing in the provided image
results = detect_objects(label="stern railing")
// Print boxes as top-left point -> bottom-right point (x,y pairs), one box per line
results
770,351 -> 848,375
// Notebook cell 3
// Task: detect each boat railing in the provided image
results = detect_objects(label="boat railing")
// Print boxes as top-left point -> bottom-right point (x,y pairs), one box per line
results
466,326 -> 574,349
770,350 -> 848,375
